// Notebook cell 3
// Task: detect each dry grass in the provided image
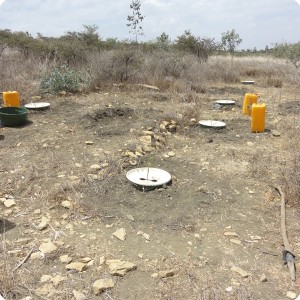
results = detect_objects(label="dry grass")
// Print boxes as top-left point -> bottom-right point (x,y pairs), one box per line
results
1,50 -> 300,299
278,129 -> 300,205
0,234 -> 21,299
1,49 -> 299,98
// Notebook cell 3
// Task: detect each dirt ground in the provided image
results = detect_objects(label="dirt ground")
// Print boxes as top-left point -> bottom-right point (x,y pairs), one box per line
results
1,81 -> 300,300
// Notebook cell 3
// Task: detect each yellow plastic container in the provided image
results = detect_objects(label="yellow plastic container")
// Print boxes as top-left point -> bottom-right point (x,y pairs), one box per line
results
251,103 -> 266,133
3,91 -> 20,107
242,93 -> 258,115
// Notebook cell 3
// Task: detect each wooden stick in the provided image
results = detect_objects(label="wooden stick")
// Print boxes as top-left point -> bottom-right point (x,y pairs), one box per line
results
13,248 -> 34,272
275,186 -> 296,281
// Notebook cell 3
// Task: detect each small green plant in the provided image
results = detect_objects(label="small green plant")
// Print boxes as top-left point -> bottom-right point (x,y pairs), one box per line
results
39,65 -> 90,94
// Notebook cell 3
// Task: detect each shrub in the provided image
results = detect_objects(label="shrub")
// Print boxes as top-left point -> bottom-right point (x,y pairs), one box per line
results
273,42 -> 300,68
39,65 -> 91,94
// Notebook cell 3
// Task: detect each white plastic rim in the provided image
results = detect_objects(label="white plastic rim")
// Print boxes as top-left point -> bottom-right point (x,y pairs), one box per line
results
241,80 -> 255,84
25,102 -> 50,109
199,120 -> 226,128
215,100 -> 235,105
126,167 -> 171,187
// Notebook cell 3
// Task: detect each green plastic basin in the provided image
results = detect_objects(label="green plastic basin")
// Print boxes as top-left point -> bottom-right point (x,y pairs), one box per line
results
0,107 -> 28,127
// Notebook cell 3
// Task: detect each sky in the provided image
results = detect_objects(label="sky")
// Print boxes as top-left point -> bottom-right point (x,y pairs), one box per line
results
0,0 -> 299,50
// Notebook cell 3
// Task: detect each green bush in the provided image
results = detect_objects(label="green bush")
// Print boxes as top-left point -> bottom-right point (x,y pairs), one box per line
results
39,65 -> 90,94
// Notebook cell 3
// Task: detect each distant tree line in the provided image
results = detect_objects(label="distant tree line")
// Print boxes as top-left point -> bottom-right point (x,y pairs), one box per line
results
0,26 -> 242,62
0,25 -> 298,67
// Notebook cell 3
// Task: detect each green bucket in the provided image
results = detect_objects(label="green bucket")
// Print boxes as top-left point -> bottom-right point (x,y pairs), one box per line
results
0,107 -> 28,127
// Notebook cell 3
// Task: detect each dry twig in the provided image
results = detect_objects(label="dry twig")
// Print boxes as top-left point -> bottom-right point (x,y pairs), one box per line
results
275,185 -> 296,281
13,248 -> 34,272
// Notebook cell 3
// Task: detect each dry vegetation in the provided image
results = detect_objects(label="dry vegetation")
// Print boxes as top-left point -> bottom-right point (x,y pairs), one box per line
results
0,47 -> 300,300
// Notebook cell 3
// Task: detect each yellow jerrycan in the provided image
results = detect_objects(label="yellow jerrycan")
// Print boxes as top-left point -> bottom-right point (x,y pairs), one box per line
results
242,93 -> 258,115
3,91 -> 20,107
251,103 -> 266,133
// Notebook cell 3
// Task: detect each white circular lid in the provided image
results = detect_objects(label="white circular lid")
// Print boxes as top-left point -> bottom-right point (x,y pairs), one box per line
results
126,167 -> 171,187
199,120 -> 226,128
215,100 -> 235,105
25,102 -> 50,109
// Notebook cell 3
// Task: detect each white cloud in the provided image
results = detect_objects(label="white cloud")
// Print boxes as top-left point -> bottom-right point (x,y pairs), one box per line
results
0,0 -> 299,49
144,0 -> 169,9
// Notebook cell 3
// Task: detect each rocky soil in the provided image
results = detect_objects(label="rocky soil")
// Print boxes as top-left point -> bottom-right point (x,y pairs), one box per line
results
1,82 -> 300,300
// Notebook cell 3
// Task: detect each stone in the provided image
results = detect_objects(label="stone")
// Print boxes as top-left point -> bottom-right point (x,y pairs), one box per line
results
3,209 -> 12,217
142,232 -> 150,241
85,141 -> 94,145
80,257 -> 92,263
4,199 -> 16,208
106,259 -> 137,276
167,124 -> 177,132
51,274 -> 66,286
230,266 -> 249,278
127,151 -> 137,158
272,130 -> 281,137
31,252 -> 43,260
141,130 -> 153,136
87,260 -> 94,267
37,217 -> 49,230
40,274 -> 52,282
90,164 -> 101,170
224,232 -> 238,237
31,95 -> 42,100
35,283 -> 56,296
225,286 -> 233,292
16,238 -> 31,245
73,290 -> 87,300
260,273 -> 267,282
61,200 -> 73,209
129,160 -> 137,166
158,270 -> 175,278
127,214 -> 135,221
151,273 -> 159,278
142,145 -> 153,152
140,135 -> 152,144
60,254 -> 73,264
230,239 -> 242,245
250,235 -> 262,240
167,151 -> 176,157
286,291 -> 297,299
65,262 -> 87,272
93,278 -> 115,295
112,228 -> 126,241
99,256 -> 106,265
39,242 -> 58,254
